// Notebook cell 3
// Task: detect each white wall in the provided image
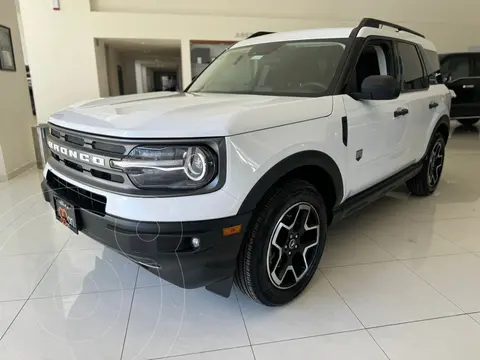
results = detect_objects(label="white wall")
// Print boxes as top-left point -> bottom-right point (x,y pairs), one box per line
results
89,0 -> 478,27
0,0 -> 35,181
18,0 -> 480,123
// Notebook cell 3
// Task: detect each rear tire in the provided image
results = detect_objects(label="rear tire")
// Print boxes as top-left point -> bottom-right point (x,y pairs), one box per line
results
458,119 -> 479,127
235,179 -> 327,306
406,132 -> 445,196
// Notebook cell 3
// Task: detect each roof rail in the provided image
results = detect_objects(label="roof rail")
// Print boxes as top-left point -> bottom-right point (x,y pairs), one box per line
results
246,31 -> 274,39
358,18 -> 425,38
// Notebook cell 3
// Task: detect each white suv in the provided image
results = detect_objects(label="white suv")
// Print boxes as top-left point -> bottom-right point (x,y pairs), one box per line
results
41,18 -> 451,306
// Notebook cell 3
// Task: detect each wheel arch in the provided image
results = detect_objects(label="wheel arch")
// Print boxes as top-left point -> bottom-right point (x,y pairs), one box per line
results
428,115 -> 450,152
237,151 -> 344,224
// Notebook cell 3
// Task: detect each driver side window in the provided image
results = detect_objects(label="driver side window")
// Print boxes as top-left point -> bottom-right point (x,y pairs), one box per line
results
347,40 -> 397,93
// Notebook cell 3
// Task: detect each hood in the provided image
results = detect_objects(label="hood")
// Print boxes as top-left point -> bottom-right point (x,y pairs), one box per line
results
48,92 -> 333,138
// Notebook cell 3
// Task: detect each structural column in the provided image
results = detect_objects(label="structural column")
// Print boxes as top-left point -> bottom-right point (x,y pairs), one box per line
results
180,39 -> 192,90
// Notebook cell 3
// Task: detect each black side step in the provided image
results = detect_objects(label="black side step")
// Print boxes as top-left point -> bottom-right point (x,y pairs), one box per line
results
331,162 -> 423,223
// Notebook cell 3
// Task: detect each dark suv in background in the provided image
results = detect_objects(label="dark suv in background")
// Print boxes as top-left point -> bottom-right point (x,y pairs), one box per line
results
440,52 -> 480,126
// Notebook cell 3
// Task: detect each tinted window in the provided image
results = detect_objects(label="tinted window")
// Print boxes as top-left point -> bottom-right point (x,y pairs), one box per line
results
188,40 -> 346,97
440,55 -> 470,81
422,49 -> 441,84
397,42 -> 428,91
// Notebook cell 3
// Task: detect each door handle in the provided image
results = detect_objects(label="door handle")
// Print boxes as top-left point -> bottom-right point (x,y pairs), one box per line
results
394,108 -> 409,117
463,84 -> 475,89
429,101 -> 439,109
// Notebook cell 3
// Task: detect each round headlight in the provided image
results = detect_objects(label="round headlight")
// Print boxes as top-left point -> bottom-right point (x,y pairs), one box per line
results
184,147 -> 208,181
111,145 -> 217,190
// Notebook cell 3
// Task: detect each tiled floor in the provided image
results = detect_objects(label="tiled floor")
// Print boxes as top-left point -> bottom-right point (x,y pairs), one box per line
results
1,121 -> 480,359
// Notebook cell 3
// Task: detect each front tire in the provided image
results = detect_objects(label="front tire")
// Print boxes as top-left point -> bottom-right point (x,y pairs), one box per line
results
406,133 -> 445,196
235,179 -> 327,306
458,119 -> 479,127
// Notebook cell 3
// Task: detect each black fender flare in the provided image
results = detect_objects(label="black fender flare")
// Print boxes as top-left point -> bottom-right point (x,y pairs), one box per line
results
425,115 -> 450,157
237,150 -> 344,214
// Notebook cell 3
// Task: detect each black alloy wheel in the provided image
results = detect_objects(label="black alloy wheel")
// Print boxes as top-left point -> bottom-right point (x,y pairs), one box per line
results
266,202 -> 321,290
235,179 -> 327,306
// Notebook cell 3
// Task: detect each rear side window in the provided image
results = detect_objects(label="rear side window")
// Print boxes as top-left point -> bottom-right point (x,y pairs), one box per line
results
397,42 -> 428,91
422,49 -> 442,84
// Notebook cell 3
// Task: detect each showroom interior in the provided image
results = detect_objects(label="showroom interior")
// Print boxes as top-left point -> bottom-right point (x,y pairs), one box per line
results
1,0 -> 480,359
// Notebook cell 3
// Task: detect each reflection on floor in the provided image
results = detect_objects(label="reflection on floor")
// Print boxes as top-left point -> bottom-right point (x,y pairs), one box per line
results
0,121 -> 480,359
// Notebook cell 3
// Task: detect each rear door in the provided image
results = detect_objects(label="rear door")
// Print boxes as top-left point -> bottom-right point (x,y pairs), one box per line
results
441,53 -> 480,119
395,41 -> 431,165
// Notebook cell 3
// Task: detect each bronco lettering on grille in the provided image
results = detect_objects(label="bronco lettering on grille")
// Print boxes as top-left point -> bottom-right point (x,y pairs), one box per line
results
47,140 -> 106,167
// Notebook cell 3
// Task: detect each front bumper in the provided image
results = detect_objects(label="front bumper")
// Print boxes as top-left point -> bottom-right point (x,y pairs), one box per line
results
41,178 -> 251,295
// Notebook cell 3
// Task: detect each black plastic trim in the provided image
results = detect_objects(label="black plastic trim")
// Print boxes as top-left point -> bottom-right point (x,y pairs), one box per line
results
430,115 -> 451,145
341,116 -> 348,146
358,18 -> 425,38
41,179 -> 252,293
332,162 -> 422,223
237,151 -> 344,214
246,31 -> 274,39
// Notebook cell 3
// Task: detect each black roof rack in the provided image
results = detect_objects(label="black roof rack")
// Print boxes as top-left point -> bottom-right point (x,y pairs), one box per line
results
246,31 -> 274,39
358,18 -> 425,38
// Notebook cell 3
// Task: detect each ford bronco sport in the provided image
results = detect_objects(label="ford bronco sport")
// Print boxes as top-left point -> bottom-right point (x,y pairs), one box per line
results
41,18 -> 451,306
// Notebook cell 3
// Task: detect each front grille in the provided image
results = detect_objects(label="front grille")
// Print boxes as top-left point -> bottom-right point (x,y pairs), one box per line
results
47,125 -> 131,187
46,171 -> 107,216
64,134 -> 85,146
91,141 -> 126,154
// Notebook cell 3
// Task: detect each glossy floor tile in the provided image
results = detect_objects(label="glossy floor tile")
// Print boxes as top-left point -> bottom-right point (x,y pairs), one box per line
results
0,290 -> 133,360
33,248 -> 139,298
322,261 -> 461,327
0,205 -> 71,257
253,330 -> 388,360
433,218 -> 480,252
0,122 -> 479,359
168,347 -> 255,360
369,315 -> 480,360
319,233 -> 394,267
0,252 -> 57,301
403,254 -> 480,313
122,286 -> 250,359
238,273 -> 362,344
135,266 -> 171,289
471,312 -> 480,325
63,232 -> 106,251
0,300 -> 24,338
364,222 -> 467,260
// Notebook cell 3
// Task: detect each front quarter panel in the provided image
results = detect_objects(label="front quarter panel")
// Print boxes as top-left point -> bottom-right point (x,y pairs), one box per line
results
223,97 -> 348,209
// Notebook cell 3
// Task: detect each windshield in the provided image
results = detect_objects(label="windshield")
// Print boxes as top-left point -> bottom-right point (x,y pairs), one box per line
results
187,39 -> 346,97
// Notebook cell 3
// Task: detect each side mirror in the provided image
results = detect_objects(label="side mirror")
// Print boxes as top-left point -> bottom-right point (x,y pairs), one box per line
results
351,75 -> 401,101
